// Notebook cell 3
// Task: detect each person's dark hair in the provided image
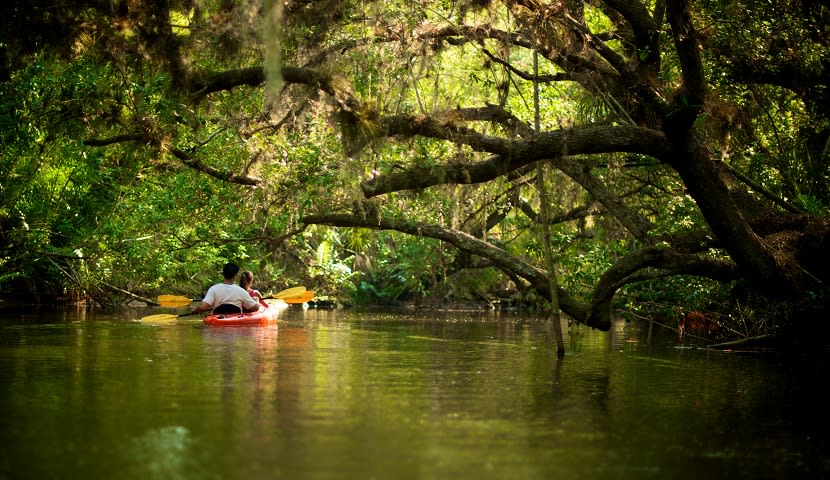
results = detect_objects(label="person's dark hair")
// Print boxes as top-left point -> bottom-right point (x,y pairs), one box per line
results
222,262 -> 240,280
239,270 -> 254,289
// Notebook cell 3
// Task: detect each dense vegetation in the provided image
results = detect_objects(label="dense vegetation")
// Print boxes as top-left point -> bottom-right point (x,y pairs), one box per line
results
1,0 -> 829,350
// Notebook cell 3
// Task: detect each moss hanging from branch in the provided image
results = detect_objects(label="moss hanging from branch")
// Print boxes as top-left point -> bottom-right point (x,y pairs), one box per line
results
262,0 -> 284,110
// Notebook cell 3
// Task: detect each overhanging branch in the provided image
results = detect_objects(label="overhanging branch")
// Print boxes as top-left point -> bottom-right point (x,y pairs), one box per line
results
170,148 -> 261,186
301,209 -> 597,328
587,244 -> 741,326
361,125 -> 670,197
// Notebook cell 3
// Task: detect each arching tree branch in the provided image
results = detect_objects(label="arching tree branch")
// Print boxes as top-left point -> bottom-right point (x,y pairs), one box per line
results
302,209 -> 599,329
361,124 -> 670,197
587,245 -> 741,326
170,148 -> 261,186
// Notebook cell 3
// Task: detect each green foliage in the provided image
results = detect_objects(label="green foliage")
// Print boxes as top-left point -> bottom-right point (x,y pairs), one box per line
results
3,0 -> 828,335
618,275 -> 732,323
0,57 -> 136,298
352,233 -> 447,304
796,193 -> 828,215
305,230 -> 358,291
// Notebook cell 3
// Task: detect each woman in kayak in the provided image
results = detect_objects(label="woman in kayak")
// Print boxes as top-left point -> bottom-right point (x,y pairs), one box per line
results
239,270 -> 263,304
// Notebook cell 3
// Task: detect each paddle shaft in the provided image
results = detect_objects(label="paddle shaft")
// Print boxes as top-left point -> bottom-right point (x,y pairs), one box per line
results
140,311 -> 199,323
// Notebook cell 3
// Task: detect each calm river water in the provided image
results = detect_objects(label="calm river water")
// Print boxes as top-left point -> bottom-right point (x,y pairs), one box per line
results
0,305 -> 828,480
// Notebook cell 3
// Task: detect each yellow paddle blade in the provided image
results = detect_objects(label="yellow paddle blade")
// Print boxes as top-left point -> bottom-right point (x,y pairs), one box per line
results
271,286 -> 306,299
140,313 -> 181,323
282,291 -> 315,304
158,294 -> 192,303
158,300 -> 193,307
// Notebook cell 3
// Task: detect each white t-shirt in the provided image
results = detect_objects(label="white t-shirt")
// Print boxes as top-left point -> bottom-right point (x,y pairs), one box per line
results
203,283 -> 259,311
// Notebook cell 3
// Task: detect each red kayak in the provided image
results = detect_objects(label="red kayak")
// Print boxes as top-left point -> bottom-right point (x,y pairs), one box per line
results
203,301 -> 282,326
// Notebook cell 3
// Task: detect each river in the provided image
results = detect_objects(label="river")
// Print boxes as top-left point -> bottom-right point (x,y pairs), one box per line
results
0,305 -> 827,479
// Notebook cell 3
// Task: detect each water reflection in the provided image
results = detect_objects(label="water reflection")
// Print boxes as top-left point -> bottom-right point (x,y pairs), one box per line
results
0,308 -> 827,479
123,426 -> 198,480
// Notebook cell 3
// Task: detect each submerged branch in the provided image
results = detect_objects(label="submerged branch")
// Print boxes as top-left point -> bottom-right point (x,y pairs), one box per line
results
101,282 -> 159,306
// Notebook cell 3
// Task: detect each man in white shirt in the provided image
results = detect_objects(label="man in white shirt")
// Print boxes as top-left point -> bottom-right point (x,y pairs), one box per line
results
191,263 -> 260,314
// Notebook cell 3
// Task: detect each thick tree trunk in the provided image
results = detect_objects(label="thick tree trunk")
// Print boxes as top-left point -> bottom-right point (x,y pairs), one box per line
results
666,129 -> 801,296
663,0 -> 810,296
